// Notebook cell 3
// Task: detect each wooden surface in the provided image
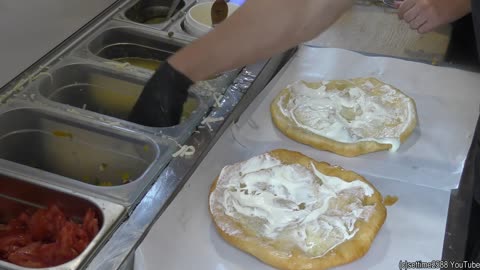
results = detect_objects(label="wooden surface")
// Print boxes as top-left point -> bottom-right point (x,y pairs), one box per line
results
306,3 -> 452,63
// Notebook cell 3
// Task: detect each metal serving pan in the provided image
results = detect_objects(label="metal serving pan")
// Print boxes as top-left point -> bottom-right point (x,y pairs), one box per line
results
73,20 -> 240,95
81,21 -> 244,101
0,102 -> 173,205
0,170 -> 125,270
18,56 -> 211,142
84,24 -> 188,71
113,0 -> 196,31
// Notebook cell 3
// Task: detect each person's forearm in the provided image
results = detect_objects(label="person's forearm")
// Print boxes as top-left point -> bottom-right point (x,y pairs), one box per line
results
169,0 -> 353,81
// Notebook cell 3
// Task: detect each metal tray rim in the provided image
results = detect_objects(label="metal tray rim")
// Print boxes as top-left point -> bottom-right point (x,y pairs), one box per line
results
0,103 -> 174,206
0,167 -> 126,270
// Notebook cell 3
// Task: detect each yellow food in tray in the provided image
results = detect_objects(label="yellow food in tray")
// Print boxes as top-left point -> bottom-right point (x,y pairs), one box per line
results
52,130 -> 73,139
87,73 -> 141,119
113,57 -> 163,71
86,73 -> 197,124
143,17 -> 168,24
113,57 -> 219,80
271,78 -> 418,157
209,149 -> 386,270
181,98 -> 198,122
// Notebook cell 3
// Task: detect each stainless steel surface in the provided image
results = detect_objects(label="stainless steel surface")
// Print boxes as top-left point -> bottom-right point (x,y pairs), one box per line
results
85,50 -> 295,270
0,170 -> 124,270
165,11 -> 195,39
115,0 -> 194,30
36,63 -> 146,121
86,26 -> 185,70
167,0 -> 183,19
0,0 -> 119,88
0,193 -> 46,210
0,105 -> 171,205
20,56 -> 212,142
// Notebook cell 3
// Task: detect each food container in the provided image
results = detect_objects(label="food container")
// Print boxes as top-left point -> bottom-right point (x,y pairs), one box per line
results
184,1 -> 240,37
0,170 -> 124,270
86,26 -> 186,72
123,0 -> 187,28
21,57 -> 210,141
0,104 -> 173,205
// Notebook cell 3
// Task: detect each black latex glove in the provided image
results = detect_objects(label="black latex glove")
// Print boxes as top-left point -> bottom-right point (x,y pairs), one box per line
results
128,61 -> 193,127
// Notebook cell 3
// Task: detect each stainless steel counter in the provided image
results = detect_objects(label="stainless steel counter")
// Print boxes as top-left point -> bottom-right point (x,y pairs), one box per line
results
0,0 -> 118,87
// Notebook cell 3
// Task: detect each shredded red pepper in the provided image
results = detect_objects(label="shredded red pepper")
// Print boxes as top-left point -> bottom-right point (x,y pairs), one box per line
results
0,205 -> 99,268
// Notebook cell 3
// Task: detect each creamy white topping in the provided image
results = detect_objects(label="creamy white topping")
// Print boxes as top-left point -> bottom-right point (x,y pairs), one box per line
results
209,153 -> 376,258
277,80 -> 416,151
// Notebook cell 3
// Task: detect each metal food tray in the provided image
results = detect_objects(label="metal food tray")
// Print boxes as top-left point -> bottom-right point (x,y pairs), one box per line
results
0,3 -> 271,210
0,169 -> 125,270
71,20 -> 241,108
164,7 -> 195,39
113,0 -> 197,31
17,56 -> 210,140
72,19 -> 190,72
0,99 -> 174,206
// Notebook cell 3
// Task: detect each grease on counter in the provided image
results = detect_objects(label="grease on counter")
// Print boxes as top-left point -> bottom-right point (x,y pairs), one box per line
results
52,130 -> 73,139
383,195 -> 399,206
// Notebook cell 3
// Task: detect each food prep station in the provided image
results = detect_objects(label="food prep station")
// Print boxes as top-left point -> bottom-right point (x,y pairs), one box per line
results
0,1 -> 478,270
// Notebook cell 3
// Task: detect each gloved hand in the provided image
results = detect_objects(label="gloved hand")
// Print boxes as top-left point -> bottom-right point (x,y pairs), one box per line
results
128,61 -> 193,127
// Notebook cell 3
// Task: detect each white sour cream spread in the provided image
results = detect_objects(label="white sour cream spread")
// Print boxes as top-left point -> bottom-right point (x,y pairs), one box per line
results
209,153 -> 376,258
277,79 -> 416,151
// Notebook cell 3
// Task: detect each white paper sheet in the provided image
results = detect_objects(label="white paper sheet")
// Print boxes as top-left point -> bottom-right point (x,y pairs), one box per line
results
305,4 -> 451,62
134,46 -> 475,270
135,128 -> 450,270
231,46 -> 480,190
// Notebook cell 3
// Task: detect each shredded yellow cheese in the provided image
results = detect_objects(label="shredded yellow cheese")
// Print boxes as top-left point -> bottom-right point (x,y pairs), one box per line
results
172,145 -> 196,158
201,116 -> 224,131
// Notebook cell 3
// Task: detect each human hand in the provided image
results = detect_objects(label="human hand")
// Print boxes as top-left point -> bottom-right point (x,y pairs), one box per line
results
128,61 -> 192,127
395,0 -> 471,33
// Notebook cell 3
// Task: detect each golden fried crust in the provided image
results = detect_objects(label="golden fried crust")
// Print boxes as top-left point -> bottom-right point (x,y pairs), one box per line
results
209,149 -> 387,270
270,78 -> 418,157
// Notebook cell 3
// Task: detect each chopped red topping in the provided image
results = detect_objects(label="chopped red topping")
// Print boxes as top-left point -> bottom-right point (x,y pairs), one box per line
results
0,205 -> 99,268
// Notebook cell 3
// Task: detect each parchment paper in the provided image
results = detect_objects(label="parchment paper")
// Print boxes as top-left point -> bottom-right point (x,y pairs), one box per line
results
231,46 -> 480,190
134,46 -> 478,270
